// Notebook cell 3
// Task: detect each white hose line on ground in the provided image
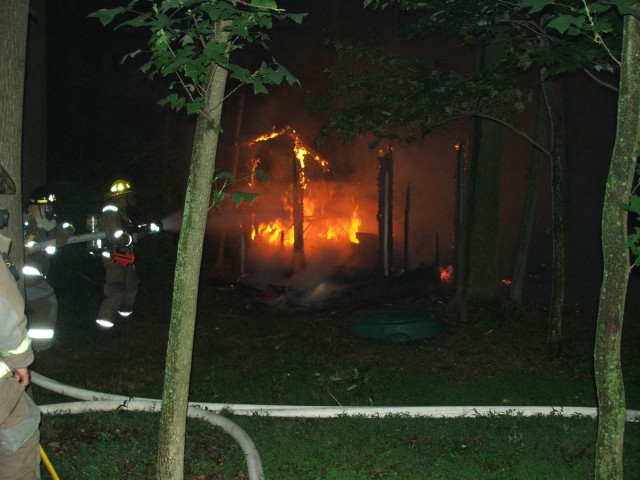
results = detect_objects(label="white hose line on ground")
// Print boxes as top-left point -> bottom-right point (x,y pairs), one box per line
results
32,372 -> 640,421
38,401 -> 263,480
33,375 -> 264,480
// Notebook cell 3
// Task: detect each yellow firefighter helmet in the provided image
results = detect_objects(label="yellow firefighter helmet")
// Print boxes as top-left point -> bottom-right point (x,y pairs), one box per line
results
106,179 -> 134,198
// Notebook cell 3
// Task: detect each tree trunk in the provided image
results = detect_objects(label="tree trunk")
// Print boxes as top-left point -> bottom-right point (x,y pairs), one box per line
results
510,90 -> 546,304
452,142 -> 466,288
455,136 -> 473,316
594,8 -> 640,479
457,43 -> 504,315
541,75 -> 567,356
156,21 -> 231,480
0,1 -> 29,274
216,88 -> 246,269
465,115 -> 503,303
377,148 -> 393,276
22,0 -> 48,197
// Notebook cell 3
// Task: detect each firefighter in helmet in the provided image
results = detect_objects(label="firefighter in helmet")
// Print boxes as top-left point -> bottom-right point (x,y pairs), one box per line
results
96,179 -> 160,329
0,164 -> 41,478
23,186 -> 75,351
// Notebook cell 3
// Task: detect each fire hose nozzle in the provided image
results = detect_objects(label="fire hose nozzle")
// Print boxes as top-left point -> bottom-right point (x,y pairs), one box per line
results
137,220 -> 163,234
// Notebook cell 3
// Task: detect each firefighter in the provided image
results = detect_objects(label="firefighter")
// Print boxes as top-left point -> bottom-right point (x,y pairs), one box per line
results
96,179 -> 160,329
0,164 -> 42,479
23,187 -> 74,351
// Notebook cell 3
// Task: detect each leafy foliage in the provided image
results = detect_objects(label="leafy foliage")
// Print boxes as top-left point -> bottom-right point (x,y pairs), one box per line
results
315,35 -> 534,149
89,0 -> 303,118
210,168 -> 268,207
625,166 -> 640,267
90,1 -> 303,210
324,1 -> 640,265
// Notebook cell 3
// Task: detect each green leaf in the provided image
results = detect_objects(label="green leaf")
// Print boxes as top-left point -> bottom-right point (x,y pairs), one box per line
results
254,168 -> 270,185
627,195 -> 640,214
213,171 -> 236,183
231,191 -> 260,207
611,0 -> 640,17
546,15 -> 581,34
211,190 -> 226,206
251,0 -> 278,8
253,80 -> 269,95
119,15 -> 149,29
89,8 -> 126,26
519,0 -> 554,13
289,13 -> 306,24
186,99 -> 202,115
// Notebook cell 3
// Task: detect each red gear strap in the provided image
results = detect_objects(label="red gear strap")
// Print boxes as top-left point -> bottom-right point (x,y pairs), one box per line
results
111,250 -> 135,266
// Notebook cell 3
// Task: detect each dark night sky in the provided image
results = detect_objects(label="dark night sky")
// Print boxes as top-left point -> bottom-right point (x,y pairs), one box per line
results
41,1 -> 636,314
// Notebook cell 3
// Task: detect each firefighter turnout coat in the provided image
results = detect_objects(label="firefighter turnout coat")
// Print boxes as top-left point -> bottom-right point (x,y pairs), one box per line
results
0,233 -> 41,478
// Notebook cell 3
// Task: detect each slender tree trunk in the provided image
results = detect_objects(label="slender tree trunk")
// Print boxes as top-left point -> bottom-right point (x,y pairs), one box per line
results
156,21 -> 231,480
541,75 -> 567,356
292,153 -> 306,269
453,142 -> 466,288
456,132 -> 474,319
510,90 -> 546,304
217,88 -> 246,268
377,148 -> 393,276
0,1 -> 29,275
594,8 -> 640,478
403,182 -> 411,272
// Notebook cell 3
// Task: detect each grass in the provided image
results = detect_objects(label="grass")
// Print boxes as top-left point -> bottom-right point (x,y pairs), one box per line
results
33,243 -> 640,479
39,412 -> 640,479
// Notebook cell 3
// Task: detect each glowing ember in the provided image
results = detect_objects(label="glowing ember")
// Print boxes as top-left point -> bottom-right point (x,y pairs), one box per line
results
439,265 -> 454,283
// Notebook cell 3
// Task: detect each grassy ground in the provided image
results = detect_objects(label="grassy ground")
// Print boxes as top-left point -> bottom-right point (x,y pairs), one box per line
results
32,242 -> 640,479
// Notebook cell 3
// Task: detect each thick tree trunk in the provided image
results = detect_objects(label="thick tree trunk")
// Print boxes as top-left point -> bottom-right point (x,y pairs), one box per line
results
510,90 -> 546,304
457,43 -> 504,315
0,1 -> 29,273
156,21 -> 231,480
22,0 -> 48,197
465,116 -> 503,303
594,9 -> 640,479
541,76 -> 567,356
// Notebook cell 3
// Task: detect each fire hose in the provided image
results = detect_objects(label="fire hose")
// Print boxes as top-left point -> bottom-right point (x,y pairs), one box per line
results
31,372 -> 640,479
39,444 -> 60,480
25,221 -> 161,254
25,232 -> 106,254
32,372 -> 264,480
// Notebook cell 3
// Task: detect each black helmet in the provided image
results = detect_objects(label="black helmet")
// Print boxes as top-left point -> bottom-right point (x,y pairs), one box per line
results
28,187 -> 57,220
29,187 -> 57,206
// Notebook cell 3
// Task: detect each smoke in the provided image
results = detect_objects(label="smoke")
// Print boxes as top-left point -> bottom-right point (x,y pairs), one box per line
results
190,81 -> 467,296
161,210 -> 183,233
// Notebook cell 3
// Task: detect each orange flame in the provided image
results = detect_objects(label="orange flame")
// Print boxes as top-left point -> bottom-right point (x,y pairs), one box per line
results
247,157 -> 261,188
247,126 -> 360,248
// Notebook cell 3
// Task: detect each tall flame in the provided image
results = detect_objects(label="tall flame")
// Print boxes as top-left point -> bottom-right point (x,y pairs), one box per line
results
246,127 -> 361,247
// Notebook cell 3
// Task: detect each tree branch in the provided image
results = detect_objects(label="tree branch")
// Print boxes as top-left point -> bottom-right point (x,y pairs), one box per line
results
451,109 -> 551,157
583,68 -> 619,93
